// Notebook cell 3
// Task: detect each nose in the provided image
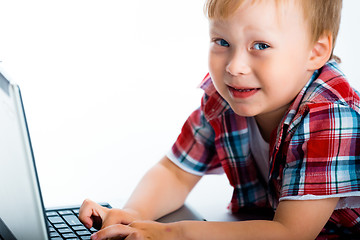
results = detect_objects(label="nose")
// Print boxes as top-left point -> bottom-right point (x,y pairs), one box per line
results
225,51 -> 251,76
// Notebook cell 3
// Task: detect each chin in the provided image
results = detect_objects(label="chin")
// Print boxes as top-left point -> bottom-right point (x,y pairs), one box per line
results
231,107 -> 258,118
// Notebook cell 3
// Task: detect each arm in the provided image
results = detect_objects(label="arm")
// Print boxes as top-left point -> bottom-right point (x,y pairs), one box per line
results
177,197 -> 339,240
91,197 -> 339,240
79,156 -> 202,228
122,156 -> 202,220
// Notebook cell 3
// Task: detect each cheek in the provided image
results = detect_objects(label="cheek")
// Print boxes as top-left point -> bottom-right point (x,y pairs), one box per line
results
254,64 -> 292,100
253,62 -> 280,87
208,52 -> 226,75
208,56 -> 228,95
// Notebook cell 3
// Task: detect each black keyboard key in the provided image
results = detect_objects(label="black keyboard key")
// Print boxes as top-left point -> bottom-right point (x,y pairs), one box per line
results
54,223 -> 68,229
49,232 -> 60,237
62,233 -> 77,238
63,215 -> 82,226
48,216 -> 65,224
46,211 -> 58,217
58,227 -> 73,234
58,210 -> 73,215
72,225 -> 87,231
77,230 -> 91,236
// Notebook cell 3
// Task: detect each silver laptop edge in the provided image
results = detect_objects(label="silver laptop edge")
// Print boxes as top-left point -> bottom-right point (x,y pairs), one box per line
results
0,71 -> 49,239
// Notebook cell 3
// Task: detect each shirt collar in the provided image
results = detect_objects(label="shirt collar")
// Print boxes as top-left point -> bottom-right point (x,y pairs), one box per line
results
199,73 -> 231,120
282,59 -> 342,126
282,69 -> 320,126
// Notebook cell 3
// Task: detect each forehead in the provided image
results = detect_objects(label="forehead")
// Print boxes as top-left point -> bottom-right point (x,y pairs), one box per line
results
207,0 -> 301,20
209,0 -> 306,35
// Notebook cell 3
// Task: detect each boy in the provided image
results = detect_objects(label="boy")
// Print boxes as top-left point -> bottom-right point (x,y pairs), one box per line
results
79,0 -> 360,239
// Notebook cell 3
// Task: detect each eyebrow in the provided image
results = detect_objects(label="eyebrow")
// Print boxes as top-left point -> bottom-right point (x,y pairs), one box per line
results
208,21 -> 229,36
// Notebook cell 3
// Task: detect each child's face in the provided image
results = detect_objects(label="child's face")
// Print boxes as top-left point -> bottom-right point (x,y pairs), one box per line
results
208,0 -> 315,119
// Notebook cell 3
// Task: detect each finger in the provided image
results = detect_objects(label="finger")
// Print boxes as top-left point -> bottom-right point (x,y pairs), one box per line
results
79,199 -> 107,229
91,224 -> 136,240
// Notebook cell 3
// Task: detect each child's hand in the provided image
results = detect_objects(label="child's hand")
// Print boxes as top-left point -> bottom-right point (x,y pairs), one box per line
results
78,199 -> 139,230
90,220 -> 181,240
79,199 -> 182,240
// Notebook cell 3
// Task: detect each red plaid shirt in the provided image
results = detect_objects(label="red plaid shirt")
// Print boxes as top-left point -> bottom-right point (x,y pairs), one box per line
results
168,61 -> 360,232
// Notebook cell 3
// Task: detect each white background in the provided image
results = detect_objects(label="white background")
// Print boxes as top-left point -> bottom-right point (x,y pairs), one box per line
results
0,0 -> 359,217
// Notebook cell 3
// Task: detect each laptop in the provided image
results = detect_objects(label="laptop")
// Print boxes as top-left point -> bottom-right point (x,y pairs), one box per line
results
0,69 -> 204,240
0,69 -> 110,239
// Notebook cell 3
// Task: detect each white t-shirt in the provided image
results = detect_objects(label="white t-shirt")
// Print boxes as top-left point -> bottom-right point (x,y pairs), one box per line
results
247,117 -> 270,183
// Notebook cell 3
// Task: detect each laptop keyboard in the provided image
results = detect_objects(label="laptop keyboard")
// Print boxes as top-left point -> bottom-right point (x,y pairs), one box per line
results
46,203 -> 111,240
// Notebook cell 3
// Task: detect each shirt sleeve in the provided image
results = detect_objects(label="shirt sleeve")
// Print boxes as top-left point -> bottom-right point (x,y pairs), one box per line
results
280,102 -> 360,209
167,93 -> 223,176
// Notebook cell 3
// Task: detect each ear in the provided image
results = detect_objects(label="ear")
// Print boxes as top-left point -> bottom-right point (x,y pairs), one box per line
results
307,32 -> 332,71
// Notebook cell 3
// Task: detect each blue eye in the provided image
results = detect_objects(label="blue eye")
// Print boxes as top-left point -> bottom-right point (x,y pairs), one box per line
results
253,43 -> 270,50
215,39 -> 230,47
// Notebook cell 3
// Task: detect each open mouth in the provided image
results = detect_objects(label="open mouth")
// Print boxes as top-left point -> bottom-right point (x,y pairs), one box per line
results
228,86 -> 260,98
233,88 -> 257,92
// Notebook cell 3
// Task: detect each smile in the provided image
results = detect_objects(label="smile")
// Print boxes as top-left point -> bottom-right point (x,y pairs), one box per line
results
228,86 -> 260,98
234,88 -> 255,92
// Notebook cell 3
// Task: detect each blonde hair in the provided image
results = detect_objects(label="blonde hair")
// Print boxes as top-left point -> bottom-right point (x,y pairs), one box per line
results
205,0 -> 342,60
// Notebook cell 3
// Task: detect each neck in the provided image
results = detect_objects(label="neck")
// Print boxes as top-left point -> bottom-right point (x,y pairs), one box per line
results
254,104 -> 290,143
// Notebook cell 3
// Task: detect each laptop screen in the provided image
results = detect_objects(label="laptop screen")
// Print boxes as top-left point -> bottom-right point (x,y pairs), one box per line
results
0,71 -> 49,239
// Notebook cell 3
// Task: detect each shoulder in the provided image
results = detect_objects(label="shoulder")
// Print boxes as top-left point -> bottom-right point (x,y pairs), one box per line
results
284,62 -> 360,142
301,61 -> 360,113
